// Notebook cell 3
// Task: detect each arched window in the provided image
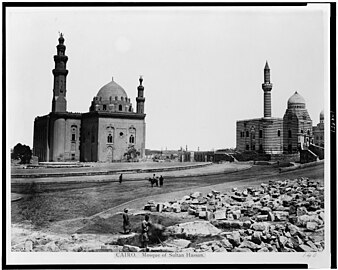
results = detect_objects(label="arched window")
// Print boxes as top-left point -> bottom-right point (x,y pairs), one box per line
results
103,105 -> 107,110
129,135 -> 135,144
307,130 -> 310,135
277,130 -> 281,137
246,144 -> 249,150
129,106 -> 132,112
301,130 -> 303,134
246,131 -> 249,137
121,97 -> 124,101
107,134 -> 113,143
259,130 -> 263,138
288,130 -> 292,138
119,104 -> 123,111
71,125 -> 77,141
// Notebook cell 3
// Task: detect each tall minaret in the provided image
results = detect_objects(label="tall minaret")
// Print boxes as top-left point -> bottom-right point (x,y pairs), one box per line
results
262,61 -> 273,118
51,33 -> 69,113
136,76 -> 145,114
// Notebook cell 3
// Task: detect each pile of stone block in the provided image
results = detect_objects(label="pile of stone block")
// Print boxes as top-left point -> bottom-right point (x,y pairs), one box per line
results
142,177 -> 325,252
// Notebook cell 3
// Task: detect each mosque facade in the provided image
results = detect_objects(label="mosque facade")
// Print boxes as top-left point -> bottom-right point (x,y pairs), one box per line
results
33,35 -> 146,162
236,62 -> 318,155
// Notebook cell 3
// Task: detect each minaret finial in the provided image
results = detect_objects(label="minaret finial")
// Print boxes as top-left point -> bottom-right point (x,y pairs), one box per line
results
264,60 -> 270,70
139,75 -> 143,85
58,31 -> 64,44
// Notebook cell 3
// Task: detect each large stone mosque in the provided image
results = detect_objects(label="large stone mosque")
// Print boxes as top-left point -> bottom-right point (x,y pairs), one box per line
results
236,62 -> 324,156
33,35 -> 146,162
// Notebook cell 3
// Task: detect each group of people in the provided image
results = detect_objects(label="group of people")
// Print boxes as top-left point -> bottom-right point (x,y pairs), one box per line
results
119,173 -> 165,188
148,174 -> 164,187
122,208 -> 151,250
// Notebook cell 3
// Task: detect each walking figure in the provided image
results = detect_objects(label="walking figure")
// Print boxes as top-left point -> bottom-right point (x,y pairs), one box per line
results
119,173 -> 123,184
122,208 -> 131,234
141,215 -> 151,251
159,175 -> 164,187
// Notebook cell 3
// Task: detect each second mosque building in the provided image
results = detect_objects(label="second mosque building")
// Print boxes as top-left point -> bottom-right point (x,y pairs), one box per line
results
236,62 -> 315,154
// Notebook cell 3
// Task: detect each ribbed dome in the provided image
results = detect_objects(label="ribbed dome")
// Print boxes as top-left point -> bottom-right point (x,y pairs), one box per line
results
96,78 -> 128,100
288,91 -> 306,105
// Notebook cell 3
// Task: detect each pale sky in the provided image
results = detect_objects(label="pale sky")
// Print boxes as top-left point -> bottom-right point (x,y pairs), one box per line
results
6,5 -> 329,151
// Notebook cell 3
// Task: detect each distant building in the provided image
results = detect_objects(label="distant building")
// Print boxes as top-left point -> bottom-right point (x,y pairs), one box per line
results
193,151 -> 215,162
236,62 -> 314,155
313,110 -> 324,147
236,62 -> 283,154
282,92 -> 312,153
33,34 -> 146,162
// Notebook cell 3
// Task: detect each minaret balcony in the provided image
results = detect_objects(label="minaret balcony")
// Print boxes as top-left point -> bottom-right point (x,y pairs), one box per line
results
52,69 -> 69,76
262,83 -> 272,90
136,97 -> 145,102
53,55 -> 68,62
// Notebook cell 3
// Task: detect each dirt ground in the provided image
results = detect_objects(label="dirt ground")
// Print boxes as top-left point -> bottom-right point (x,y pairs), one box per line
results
11,163 -> 324,236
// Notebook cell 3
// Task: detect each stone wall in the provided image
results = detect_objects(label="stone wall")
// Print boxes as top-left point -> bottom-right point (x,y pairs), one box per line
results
33,115 -> 49,162
236,117 -> 283,154
80,116 -> 99,162
98,117 -> 145,162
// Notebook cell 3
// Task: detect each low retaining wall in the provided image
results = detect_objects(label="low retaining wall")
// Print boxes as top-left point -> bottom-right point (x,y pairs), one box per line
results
279,159 -> 324,173
11,163 -> 213,179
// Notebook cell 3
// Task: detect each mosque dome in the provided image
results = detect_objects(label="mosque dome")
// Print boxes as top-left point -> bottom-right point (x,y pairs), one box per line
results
288,91 -> 305,104
320,110 -> 324,120
90,77 -> 133,113
287,91 -> 306,109
96,77 -> 128,101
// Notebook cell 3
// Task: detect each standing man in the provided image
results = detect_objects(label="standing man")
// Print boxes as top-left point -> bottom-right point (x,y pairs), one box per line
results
152,174 -> 156,187
119,173 -> 123,184
141,215 -> 151,251
122,208 -> 131,234
159,175 -> 164,187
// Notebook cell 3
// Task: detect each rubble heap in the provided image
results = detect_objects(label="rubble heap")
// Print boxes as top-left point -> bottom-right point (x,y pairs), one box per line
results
143,177 -> 325,252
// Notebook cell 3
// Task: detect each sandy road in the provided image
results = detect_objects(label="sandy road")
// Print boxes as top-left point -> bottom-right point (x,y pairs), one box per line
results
41,163 -> 324,235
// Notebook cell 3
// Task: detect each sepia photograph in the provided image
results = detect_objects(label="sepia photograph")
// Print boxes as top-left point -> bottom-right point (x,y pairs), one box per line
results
4,3 -> 333,268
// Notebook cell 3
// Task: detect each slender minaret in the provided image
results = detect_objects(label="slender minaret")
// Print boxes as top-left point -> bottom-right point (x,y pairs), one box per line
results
262,61 -> 273,118
136,76 -> 145,114
51,33 -> 69,113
